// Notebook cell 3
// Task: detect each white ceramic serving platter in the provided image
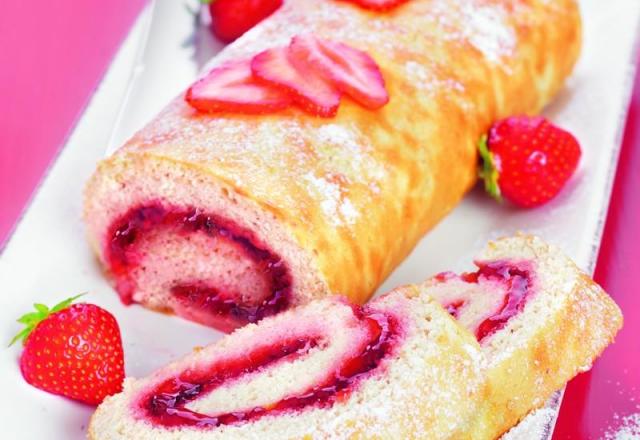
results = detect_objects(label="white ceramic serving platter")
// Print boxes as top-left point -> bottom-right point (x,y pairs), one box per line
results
1,1 -> 639,438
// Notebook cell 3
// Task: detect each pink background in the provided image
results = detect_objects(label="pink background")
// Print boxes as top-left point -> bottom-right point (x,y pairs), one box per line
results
0,0 -> 145,244
0,1 -> 637,438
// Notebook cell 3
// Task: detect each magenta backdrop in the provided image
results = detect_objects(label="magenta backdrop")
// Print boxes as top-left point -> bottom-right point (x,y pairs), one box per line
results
554,68 -> 640,439
0,0 -> 145,244
0,1 -> 638,438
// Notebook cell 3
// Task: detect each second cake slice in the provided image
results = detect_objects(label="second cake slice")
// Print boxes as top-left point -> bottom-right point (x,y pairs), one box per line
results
89,235 -> 621,439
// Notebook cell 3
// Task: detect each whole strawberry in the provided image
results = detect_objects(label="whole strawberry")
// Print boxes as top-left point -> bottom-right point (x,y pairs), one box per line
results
10,295 -> 125,405
479,115 -> 581,208
206,0 -> 282,43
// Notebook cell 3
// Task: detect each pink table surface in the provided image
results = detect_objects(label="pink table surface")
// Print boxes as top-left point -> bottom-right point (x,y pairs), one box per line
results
554,65 -> 640,438
0,2 -> 638,438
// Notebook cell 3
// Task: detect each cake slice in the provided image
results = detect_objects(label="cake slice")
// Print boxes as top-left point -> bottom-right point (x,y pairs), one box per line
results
89,235 -> 621,439
425,234 -> 623,438
89,290 -> 484,439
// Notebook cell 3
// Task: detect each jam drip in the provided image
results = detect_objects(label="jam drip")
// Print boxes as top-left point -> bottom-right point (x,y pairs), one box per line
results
106,203 -> 292,323
142,309 -> 397,429
444,300 -> 465,318
464,261 -> 532,342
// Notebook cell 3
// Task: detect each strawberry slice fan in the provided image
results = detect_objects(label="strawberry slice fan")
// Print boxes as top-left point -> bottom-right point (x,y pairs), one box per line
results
188,34 -> 388,117
85,0 -> 582,336
88,236 -> 621,439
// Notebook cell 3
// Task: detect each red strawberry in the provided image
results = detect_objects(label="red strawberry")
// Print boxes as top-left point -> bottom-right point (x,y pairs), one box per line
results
289,34 -> 389,109
207,0 -> 283,43
252,47 -> 341,117
338,0 -> 409,12
186,59 -> 291,114
10,295 -> 125,405
479,115 -> 581,208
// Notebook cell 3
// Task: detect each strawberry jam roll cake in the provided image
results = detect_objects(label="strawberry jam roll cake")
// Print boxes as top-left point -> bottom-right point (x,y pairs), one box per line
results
90,287 -> 485,439
85,0 -> 582,331
89,236 -> 621,439
426,234 -> 622,438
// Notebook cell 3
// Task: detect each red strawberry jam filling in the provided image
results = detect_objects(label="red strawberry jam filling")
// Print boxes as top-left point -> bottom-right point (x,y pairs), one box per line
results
139,308 -> 397,428
437,260 -> 534,342
444,300 -> 465,318
106,203 -> 291,325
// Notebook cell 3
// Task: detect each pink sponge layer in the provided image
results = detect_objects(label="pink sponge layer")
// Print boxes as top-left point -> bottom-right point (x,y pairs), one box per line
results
84,154 -> 329,334
106,202 -> 292,331
135,301 -> 399,429
434,259 -> 536,342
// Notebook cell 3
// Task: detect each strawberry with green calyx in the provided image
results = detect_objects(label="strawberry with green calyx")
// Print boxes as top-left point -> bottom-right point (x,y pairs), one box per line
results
478,115 -> 582,208
478,134 -> 501,201
10,295 -> 125,405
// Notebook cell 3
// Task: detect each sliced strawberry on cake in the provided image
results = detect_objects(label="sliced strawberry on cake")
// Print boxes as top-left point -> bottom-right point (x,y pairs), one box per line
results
251,46 -> 341,117
289,34 -> 389,109
186,59 -> 291,114
87,34 -> 394,334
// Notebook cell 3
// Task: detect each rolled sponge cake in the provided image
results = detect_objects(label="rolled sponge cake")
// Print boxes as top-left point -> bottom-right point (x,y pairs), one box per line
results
88,235 -> 621,440
84,0 -> 582,331
425,235 -> 622,438
89,289 -> 485,439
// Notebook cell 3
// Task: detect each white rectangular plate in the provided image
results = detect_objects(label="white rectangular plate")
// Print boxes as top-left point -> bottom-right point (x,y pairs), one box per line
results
1,1 -> 639,438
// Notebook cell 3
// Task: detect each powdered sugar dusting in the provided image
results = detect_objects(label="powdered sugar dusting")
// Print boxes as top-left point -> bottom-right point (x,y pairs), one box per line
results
404,61 -> 466,94
501,406 -> 556,440
339,199 -> 359,226
462,3 -> 515,63
604,413 -> 640,439
423,0 -> 515,65
316,123 -> 360,150
313,123 -> 386,182
304,172 -> 359,227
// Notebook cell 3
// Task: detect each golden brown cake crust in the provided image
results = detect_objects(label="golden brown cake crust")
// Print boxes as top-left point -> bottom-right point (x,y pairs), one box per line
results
86,0 -> 582,305
443,235 -> 623,439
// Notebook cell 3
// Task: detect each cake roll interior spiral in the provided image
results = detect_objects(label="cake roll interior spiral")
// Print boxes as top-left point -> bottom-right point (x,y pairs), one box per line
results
89,289 -> 483,439
138,301 -> 396,428
87,157 -> 328,333
425,235 -> 622,438
89,235 -> 622,440
107,203 -> 291,329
